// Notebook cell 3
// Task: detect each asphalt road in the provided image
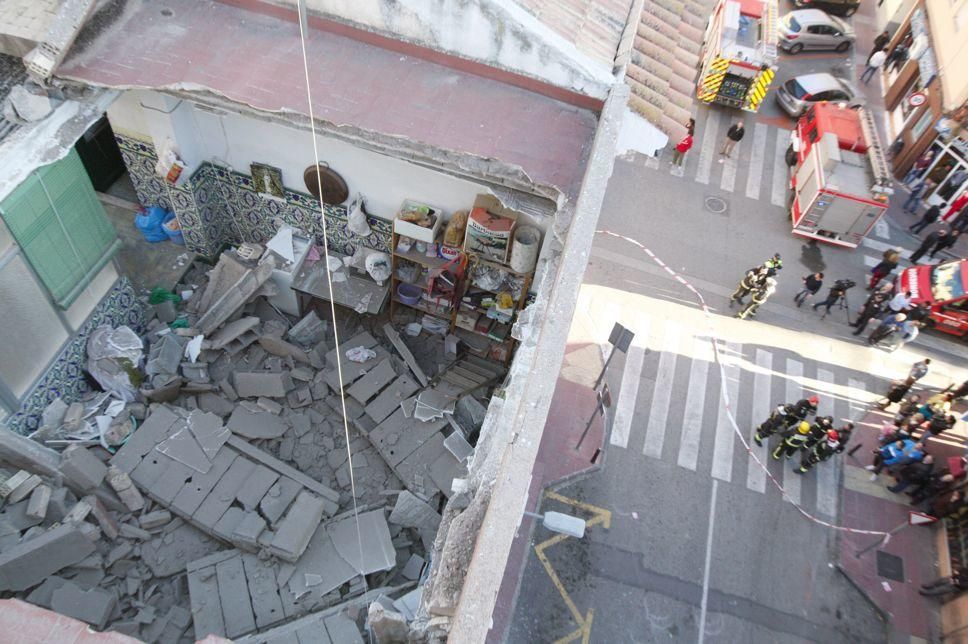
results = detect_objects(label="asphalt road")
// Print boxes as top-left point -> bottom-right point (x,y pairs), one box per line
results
501,6 -> 968,642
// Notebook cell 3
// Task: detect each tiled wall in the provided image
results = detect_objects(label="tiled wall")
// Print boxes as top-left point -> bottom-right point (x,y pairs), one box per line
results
4,277 -> 148,435
115,133 -> 392,258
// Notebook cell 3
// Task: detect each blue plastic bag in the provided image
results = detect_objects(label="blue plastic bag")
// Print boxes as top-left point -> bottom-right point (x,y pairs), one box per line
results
135,206 -> 169,243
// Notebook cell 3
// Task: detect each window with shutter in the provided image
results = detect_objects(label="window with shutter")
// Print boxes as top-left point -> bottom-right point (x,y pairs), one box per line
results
0,149 -> 120,308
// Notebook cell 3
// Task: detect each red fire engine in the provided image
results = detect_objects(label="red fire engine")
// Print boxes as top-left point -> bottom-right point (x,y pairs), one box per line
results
788,103 -> 893,248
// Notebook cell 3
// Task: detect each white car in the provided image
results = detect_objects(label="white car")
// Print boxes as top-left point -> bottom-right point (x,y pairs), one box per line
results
774,72 -> 862,117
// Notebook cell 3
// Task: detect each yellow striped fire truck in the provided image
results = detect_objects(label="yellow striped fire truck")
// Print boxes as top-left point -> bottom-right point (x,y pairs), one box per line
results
697,0 -> 779,112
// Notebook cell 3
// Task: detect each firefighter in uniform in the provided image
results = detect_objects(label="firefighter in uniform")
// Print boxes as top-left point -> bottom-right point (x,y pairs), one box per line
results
802,416 -> 834,452
736,277 -> 777,320
796,430 -> 840,474
772,421 -> 812,460
729,266 -> 769,306
753,395 -> 819,446
763,253 -> 783,276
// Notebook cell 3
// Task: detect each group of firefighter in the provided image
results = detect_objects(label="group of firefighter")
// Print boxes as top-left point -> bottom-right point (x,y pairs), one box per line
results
753,394 -> 854,475
728,254 -> 782,320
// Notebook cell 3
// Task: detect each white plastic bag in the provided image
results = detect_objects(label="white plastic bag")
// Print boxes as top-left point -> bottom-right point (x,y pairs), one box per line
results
346,195 -> 372,237
364,252 -> 391,284
86,326 -> 144,401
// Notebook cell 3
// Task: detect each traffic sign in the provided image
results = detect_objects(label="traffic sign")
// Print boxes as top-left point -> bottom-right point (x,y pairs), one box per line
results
909,511 -> 938,526
908,91 -> 927,108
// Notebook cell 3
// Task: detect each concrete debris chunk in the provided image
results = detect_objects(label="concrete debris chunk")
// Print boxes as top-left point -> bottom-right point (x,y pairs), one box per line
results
59,445 -> 108,491
233,371 -> 293,398
0,471 -> 33,499
329,509 -> 396,574
209,316 -> 260,350
155,423 -> 212,473
256,396 -> 283,414
107,465 -> 145,511
287,311 -> 326,347
232,512 -> 266,549
25,485 -> 51,520
401,554 -> 426,581
146,333 -> 186,376
443,431 -> 474,462
389,491 -> 442,532
0,524 -> 96,591
258,333 -> 310,363
139,510 -> 172,530
196,392 -> 236,417
367,603 -> 410,643
119,522 -> 152,541
61,402 -> 86,432
82,495 -> 119,539
194,254 -> 276,336
227,406 -> 288,440
7,473 -> 42,503
50,581 -> 117,629
269,490 -> 326,562
9,85 -> 52,122
63,499 -> 93,524
187,409 -> 231,459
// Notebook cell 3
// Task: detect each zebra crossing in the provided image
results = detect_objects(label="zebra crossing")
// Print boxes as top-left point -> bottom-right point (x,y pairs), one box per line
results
606,312 -> 870,517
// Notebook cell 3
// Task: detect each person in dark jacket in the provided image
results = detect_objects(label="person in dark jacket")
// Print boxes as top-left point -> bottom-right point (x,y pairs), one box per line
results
868,257 -> 897,290
909,204 -> 941,234
877,379 -> 912,410
812,281 -> 851,314
869,313 -> 907,346
852,287 -> 891,335
919,571 -> 968,598
888,454 -> 934,493
720,120 -> 745,159
903,178 -> 935,214
930,229 -> 960,259
794,272 -> 824,307
911,472 -> 957,505
910,229 -> 948,263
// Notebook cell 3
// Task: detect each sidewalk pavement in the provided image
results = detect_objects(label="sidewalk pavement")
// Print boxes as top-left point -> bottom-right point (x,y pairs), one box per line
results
837,399 -> 968,642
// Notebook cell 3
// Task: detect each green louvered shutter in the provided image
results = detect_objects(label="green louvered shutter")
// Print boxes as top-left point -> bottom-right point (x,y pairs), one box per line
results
0,149 -> 119,307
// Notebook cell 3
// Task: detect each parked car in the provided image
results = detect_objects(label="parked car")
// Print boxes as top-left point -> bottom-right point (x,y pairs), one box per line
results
774,73 -> 861,117
792,0 -> 861,17
779,10 -> 855,54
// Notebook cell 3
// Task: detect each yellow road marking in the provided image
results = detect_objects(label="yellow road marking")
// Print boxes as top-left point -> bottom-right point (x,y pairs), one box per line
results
534,492 -> 612,642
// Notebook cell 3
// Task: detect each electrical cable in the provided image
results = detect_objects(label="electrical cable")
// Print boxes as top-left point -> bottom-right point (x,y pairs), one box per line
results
294,0 -> 370,591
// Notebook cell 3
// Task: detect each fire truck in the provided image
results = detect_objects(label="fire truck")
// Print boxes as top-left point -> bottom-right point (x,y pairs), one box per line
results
788,103 -> 893,248
697,0 -> 779,112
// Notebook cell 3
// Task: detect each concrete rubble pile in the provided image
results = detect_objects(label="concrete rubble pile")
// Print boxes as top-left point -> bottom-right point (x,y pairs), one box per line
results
0,245 -> 499,642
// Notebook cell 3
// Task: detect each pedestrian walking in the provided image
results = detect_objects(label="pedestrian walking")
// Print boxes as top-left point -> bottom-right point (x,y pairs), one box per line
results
736,277 -> 776,319
812,279 -> 853,315
876,378 -> 912,410
671,124 -> 694,167
794,272 -> 824,307
919,572 -> 968,598
796,430 -> 840,474
910,229 -> 947,263
907,358 -> 931,385
719,120 -> 745,160
867,30 -> 890,63
861,49 -> 887,84
893,319 -> 922,350
903,150 -> 935,185
852,286 -> 892,335
888,454 -> 935,493
868,257 -> 897,290
930,229 -> 960,258
729,266 -> 768,306
909,204 -> 941,234
771,421 -> 812,460
902,178 -> 935,214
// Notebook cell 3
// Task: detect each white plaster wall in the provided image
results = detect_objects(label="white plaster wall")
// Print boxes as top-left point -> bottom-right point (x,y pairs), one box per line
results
286,0 -> 615,99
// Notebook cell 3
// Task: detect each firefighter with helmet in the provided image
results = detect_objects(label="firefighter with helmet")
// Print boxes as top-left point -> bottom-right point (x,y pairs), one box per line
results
729,266 -> 769,307
772,421 -> 812,460
796,430 -> 841,474
737,277 -> 777,320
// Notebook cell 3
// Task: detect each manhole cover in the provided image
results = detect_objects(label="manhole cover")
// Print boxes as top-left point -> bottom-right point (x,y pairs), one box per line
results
876,550 -> 904,582
704,196 -> 728,215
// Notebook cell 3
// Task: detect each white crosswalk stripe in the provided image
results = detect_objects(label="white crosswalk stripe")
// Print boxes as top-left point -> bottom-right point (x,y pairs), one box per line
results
605,325 -> 869,513
815,368 -> 839,517
720,150 -> 739,192
610,320 -> 650,449
781,359 -> 804,505
676,336 -> 712,470
694,110 -> 722,186
771,132 -> 789,207
746,123 -> 769,201
746,349 -> 772,493
711,342 -> 742,482
643,320 -> 682,459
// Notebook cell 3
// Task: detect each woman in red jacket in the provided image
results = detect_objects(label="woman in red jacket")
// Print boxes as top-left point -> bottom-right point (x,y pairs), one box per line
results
671,121 -> 695,168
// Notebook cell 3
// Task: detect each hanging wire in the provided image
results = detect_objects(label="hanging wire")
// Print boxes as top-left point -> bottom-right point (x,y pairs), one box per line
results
294,0 -> 370,592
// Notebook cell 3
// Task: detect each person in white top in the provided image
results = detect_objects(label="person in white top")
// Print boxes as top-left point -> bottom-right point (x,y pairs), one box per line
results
888,290 -> 912,313
862,49 -> 887,84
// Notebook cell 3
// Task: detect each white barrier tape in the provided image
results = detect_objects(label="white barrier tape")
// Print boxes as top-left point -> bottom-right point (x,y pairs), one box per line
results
596,229 -> 889,537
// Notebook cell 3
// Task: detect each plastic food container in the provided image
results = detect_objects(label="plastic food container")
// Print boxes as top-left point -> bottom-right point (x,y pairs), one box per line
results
397,283 -> 423,306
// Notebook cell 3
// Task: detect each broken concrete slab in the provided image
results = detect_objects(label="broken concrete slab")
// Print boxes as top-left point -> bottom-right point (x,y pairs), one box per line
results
187,409 -> 231,459
208,316 -> 260,350
227,437 -> 340,507
259,334 -> 310,364
50,581 -> 117,629
365,375 -> 419,424
401,554 -> 426,581
25,484 -> 51,520
443,431 -> 474,462
233,512 -> 266,549
141,520 -> 222,577
235,464 -> 280,511
146,334 -> 186,376
287,311 -> 326,347
392,586 -> 422,621
389,491 -> 441,532
257,396 -> 283,414
367,602 -> 410,643
155,424 -> 212,474
383,323 -> 429,386
0,524 -> 97,591
7,473 -> 42,503
227,406 -> 288,440
59,445 -> 108,491
196,392 -> 236,417
139,510 -> 172,530
346,359 -> 397,405
259,478 -> 302,527
233,371 -> 294,399
82,495 -> 119,539
329,509 -> 396,574
269,491 -> 327,562
194,254 -> 276,336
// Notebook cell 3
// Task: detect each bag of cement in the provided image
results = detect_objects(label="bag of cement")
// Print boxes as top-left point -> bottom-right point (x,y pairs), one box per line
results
86,326 -> 144,402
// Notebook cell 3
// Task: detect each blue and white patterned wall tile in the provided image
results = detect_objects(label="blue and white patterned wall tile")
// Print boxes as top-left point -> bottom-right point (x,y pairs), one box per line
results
4,277 -> 148,435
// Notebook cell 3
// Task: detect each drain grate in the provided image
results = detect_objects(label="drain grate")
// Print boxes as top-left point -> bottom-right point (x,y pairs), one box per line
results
704,196 -> 728,215
876,550 -> 904,582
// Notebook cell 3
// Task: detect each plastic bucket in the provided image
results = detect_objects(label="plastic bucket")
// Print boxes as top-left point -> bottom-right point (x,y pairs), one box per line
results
162,213 -> 185,245
397,283 -> 423,306
510,225 -> 540,274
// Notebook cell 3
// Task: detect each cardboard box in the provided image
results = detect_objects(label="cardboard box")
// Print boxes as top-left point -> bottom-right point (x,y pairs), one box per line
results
463,195 -> 517,263
395,200 -> 444,244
